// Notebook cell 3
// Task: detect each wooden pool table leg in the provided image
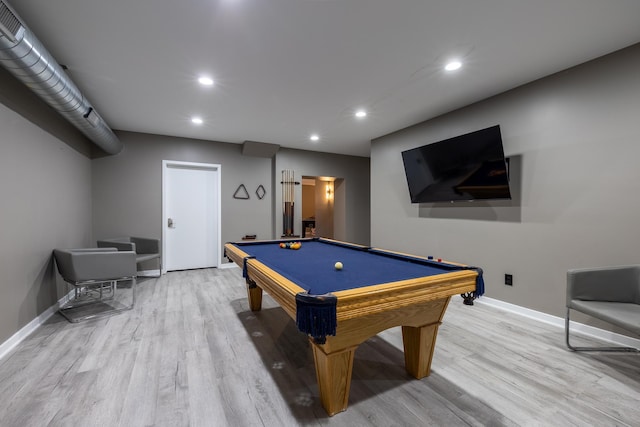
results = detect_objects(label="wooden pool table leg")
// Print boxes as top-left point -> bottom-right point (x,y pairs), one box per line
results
401,322 -> 441,378
310,341 -> 356,416
245,279 -> 263,311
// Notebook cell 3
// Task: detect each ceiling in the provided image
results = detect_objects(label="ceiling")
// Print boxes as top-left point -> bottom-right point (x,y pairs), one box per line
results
9,0 -> 640,157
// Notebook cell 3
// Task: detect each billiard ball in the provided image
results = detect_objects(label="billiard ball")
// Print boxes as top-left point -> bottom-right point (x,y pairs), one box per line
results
334,261 -> 343,270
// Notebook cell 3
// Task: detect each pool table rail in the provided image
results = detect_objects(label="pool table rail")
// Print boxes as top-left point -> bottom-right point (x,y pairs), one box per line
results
224,242 -> 477,323
224,243 -> 305,318
333,270 -> 476,320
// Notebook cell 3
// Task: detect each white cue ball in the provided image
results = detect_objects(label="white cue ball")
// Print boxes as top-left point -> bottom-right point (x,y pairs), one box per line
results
334,261 -> 343,270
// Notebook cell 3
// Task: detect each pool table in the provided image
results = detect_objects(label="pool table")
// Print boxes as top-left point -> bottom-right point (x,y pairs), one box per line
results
224,237 -> 482,416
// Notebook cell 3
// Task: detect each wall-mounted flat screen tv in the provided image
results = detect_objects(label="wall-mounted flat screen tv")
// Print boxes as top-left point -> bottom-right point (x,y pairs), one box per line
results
401,125 -> 511,203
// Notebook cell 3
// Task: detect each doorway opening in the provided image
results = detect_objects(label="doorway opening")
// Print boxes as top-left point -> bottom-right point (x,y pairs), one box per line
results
301,176 -> 345,240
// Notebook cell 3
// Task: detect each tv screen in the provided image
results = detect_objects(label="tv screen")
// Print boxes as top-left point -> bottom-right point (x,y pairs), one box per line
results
401,125 -> 511,203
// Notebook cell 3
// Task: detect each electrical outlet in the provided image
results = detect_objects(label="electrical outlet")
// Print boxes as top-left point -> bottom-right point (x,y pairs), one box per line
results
505,274 -> 513,286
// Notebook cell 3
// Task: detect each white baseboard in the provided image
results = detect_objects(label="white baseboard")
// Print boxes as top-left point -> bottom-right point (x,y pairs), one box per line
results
475,296 -> 640,349
137,269 -> 161,277
154,265 -> 238,274
0,290 -> 73,361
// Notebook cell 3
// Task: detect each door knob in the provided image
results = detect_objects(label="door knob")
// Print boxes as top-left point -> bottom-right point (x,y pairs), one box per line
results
168,218 -> 174,228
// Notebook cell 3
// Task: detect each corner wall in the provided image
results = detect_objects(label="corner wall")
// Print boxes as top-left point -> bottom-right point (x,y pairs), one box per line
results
371,43 -> 640,331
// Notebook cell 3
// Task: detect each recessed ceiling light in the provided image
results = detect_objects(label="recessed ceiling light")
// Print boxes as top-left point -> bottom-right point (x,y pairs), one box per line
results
444,61 -> 462,71
198,76 -> 214,86
191,116 -> 203,125
355,110 -> 367,119
310,134 -> 320,142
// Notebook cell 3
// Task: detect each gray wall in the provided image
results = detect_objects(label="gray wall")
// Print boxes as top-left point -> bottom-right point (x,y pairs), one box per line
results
92,131 -> 274,262
275,148 -> 370,245
0,101 -> 92,345
371,43 -> 640,331
92,134 -> 371,269
0,66 -> 96,158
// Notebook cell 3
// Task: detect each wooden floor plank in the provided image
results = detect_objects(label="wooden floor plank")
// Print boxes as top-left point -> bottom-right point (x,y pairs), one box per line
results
0,268 -> 638,426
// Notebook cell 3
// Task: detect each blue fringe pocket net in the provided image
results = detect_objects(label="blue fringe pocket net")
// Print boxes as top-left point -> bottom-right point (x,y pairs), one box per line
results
295,292 -> 337,344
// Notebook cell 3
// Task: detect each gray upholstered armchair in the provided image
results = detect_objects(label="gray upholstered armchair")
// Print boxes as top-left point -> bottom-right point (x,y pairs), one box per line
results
97,237 -> 161,276
566,265 -> 640,352
53,247 -> 137,322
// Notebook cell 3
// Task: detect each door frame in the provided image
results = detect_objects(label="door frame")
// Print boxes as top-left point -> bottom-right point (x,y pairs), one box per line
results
161,160 -> 222,273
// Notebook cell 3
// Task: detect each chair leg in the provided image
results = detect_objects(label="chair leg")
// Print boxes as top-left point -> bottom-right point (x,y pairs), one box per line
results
131,277 -> 136,307
565,308 -> 639,352
59,277 -> 135,323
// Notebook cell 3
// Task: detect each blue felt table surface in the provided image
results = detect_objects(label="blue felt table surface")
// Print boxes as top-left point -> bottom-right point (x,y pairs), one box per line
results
235,240 -> 456,295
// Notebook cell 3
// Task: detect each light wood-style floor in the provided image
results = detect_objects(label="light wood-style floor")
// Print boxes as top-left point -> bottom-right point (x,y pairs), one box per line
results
1,268 -> 639,426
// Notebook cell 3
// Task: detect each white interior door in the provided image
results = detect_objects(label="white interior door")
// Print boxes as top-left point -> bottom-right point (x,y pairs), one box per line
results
162,161 -> 221,271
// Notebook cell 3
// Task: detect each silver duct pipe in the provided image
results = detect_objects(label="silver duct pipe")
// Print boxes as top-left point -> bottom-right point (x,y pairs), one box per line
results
0,0 -> 122,155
